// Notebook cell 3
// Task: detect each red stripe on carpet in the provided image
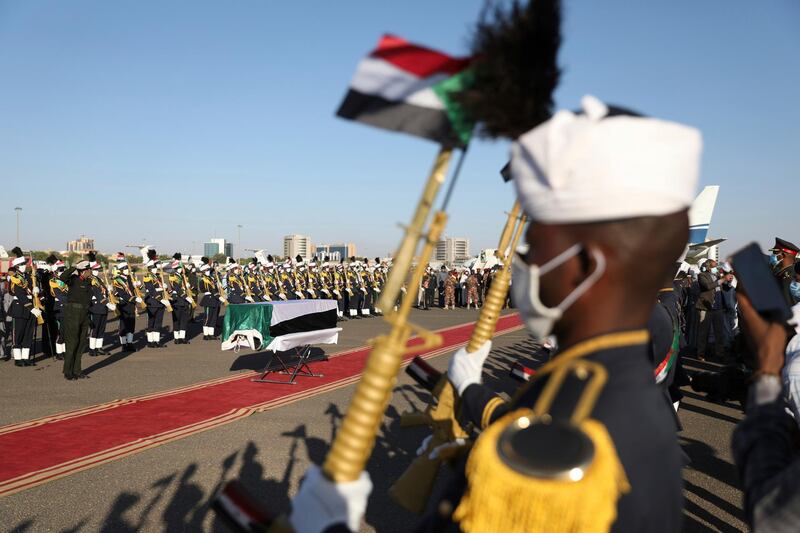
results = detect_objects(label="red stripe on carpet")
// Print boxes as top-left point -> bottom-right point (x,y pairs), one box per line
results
0,314 -> 522,497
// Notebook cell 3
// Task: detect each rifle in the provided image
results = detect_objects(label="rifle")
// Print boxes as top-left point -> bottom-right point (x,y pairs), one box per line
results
389,201 -> 527,513
103,268 -> 120,318
214,270 -> 228,307
130,269 -> 147,315
211,147 -> 456,532
159,271 -> 174,312
181,270 -> 197,310
29,255 -> 45,326
259,271 -> 272,301
243,271 -> 255,302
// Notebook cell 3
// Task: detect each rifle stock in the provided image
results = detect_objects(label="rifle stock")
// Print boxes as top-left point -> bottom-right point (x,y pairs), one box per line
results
29,255 -> 45,326
159,271 -> 174,312
389,201 -> 526,513
103,269 -> 120,317
214,271 -> 228,307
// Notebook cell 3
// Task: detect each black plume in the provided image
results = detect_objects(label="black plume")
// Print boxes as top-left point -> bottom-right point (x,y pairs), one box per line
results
457,0 -> 561,140
201,256 -> 209,264
295,254 -> 303,263
324,256 -> 330,262
46,254 -> 58,265
147,248 -> 158,260
11,246 -> 23,258
87,251 -> 97,262
267,255 -> 274,262
173,252 -> 182,260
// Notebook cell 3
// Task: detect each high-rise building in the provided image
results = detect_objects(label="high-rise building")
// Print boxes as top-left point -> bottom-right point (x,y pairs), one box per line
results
435,237 -> 470,264
284,235 -> 312,261
324,243 -> 357,260
203,238 -> 233,258
67,236 -> 95,253
313,244 -> 340,262
314,243 -> 357,262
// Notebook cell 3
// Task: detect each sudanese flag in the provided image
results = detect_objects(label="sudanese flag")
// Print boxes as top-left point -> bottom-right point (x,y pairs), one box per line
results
336,34 -> 474,148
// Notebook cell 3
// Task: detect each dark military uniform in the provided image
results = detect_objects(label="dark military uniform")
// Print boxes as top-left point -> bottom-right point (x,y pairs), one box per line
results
347,268 -> 362,317
39,267 -> 57,356
226,271 -> 247,304
168,272 -> 192,344
359,270 -> 373,316
422,331 -> 684,533
246,271 -> 265,301
143,272 -> 167,347
113,274 -> 137,351
88,275 -> 110,355
60,267 -> 92,379
199,272 -> 221,339
8,271 -> 36,365
49,273 -> 68,358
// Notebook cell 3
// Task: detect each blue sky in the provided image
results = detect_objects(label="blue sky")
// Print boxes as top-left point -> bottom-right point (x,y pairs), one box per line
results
0,1 -> 797,258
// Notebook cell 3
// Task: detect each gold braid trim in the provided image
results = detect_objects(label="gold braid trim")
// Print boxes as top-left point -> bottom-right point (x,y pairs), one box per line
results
512,330 -> 649,405
481,397 -> 507,430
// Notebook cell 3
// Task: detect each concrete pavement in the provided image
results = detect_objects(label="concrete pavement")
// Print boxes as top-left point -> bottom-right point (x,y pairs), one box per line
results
0,308 -> 748,532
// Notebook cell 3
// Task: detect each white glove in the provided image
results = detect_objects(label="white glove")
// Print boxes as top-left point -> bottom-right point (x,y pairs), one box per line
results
106,284 -> 113,291
289,466 -> 372,533
155,287 -> 163,292
415,434 -> 467,460
106,303 -> 117,311
134,281 -> 142,287
219,297 -> 227,304
429,438 -> 467,460
30,308 -> 43,318
135,297 -> 143,304
160,299 -> 170,307
245,296 -> 254,302
447,340 -> 492,396
33,287 -> 40,295
185,297 -> 194,304
416,435 -> 433,456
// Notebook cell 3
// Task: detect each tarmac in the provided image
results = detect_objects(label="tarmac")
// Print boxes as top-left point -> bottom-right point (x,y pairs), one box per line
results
0,307 -> 747,532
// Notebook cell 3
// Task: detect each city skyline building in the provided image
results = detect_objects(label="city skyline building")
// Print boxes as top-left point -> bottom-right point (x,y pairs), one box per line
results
204,237 -> 233,258
435,236 -> 470,264
284,235 -> 312,261
67,236 -> 95,253
314,242 -> 357,262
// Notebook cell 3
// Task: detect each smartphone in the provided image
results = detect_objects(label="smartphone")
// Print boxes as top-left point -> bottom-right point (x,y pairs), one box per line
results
730,242 -> 793,322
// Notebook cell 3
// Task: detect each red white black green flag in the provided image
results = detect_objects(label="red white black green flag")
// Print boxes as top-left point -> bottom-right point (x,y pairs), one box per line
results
336,34 -> 474,148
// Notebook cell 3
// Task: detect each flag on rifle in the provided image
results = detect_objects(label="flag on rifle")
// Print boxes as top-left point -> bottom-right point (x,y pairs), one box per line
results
336,34 -> 474,148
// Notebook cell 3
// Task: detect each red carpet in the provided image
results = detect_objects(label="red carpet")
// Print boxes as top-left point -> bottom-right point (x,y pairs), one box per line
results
0,314 -> 522,497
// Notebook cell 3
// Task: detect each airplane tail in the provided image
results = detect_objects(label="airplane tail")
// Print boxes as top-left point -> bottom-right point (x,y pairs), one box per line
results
688,185 -> 719,245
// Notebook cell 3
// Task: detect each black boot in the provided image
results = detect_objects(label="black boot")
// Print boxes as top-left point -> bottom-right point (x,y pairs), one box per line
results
14,360 -> 23,367
97,347 -> 109,356
88,349 -> 96,357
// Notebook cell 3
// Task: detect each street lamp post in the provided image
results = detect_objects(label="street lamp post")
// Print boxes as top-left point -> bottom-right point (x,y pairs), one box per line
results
14,207 -> 22,245
237,225 -> 242,259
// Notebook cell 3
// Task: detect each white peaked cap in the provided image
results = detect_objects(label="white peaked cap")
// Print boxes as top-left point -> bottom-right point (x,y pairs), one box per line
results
199,264 -> 210,272
512,95 -> 702,224
11,257 -> 26,267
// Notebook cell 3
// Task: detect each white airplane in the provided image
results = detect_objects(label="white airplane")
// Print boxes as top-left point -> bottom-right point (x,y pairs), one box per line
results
683,185 -> 724,264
